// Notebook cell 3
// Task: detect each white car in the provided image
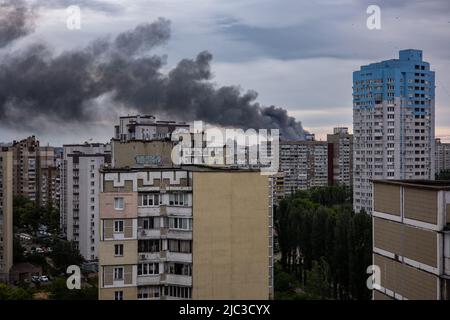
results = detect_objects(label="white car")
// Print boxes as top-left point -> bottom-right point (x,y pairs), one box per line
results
39,275 -> 49,282
35,247 -> 44,254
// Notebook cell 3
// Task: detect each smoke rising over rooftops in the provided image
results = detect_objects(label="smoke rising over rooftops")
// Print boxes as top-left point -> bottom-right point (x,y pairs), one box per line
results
0,2 -> 307,140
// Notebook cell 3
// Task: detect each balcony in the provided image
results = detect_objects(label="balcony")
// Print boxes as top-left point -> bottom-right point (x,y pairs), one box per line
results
139,252 -> 160,262
138,206 -> 160,217
161,274 -> 192,286
137,275 -> 160,286
139,251 -> 192,263
165,251 -> 192,263
164,229 -> 193,240
138,228 -> 161,239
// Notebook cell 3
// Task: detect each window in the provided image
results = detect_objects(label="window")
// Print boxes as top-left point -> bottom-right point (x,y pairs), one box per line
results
114,197 -> 124,210
115,244 -> 124,256
114,291 -> 123,300
138,193 -> 160,207
164,286 -> 192,299
141,217 -> 158,230
138,286 -> 160,299
137,263 -> 159,276
114,220 -> 124,233
169,217 -> 192,231
169,193 -> 188,206
168,240 -> 192,253
165,262 -> 192,276
114,267 -> 124,280
138,240 -> 160,253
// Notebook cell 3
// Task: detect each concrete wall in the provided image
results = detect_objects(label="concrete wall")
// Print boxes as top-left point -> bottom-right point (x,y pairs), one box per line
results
374,253 -> 438,300
0,151 -> 13,277
374,217 -> 438,267
192,171 -> 270,299
112,140 -> 175,168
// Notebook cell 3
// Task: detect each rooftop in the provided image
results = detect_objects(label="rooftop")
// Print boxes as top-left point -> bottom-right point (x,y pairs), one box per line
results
373,179 -> 450,190
101,164 -> 262,173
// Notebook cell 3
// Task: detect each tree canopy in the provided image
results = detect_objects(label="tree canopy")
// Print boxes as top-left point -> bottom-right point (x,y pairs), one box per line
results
275,186 -> 372,300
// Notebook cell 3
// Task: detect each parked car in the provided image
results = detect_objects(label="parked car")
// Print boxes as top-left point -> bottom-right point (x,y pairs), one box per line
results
31,276 -> 40,283
35,247 -> 44,254
39,275 -> 49,282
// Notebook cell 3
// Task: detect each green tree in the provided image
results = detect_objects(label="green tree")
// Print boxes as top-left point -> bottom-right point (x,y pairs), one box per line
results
50,240 -> 84,273
305,258 -> 331,299
0,284 -> 33,300
436,170 -> 450,180
46,277 -> 97,300
13,237 -> 26,263
14,195 -> 41,231
42,205 -> 60,234
274,185 -> 372,300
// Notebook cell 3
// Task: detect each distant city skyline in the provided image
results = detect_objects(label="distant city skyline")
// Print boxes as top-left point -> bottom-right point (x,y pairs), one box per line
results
1,0 -> 450,145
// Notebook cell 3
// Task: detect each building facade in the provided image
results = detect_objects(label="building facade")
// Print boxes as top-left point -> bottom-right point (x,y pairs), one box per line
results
98,166 -> 273,300
0,148 -> 13,283
353,49 -> 435,213
372,180 -> 450,300
12,136 -> 40,202
60,143 -> 111,261
114,115 -> 189,142
10,137 -> 61,209
279,141 -> 328,196
39,146 -> 61,208
436,138 -> 450,176
327,127 -> 353,187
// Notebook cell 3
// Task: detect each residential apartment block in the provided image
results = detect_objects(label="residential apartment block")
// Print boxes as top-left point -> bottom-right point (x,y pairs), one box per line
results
39,146 -> 61,208
0,148 -> 13,283
353,49 -> 435,213
436,138 -> 450,175
60,143 -> 111,261
10,137 -> 61,208
372,180 -> 450,300
114,115 -> 189,142
98,166 -> 273,300
279,141 -> 328,196
327,127 -> 353,187
12,136 -> 40,202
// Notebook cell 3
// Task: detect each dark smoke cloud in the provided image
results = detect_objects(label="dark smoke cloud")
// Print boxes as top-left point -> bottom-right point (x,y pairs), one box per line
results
0,11 -> 307,140
0,0 -> 34,48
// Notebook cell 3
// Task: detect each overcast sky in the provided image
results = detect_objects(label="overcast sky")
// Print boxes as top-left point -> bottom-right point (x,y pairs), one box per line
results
1,0 -> 450,145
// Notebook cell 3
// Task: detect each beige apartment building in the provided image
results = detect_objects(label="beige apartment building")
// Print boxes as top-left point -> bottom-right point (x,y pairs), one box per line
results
10,137 -> 61,208
436,138 -> 450,175
372,180 -> 450,300
12,136 -> 40,202
327,127 -> 353,187
0,148 -> 13,283
279,140 -> 328,196
98,166 -> 273,300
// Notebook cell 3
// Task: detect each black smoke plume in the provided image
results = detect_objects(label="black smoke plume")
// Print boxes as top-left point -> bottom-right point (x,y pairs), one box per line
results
0,8 -> 307,140
0,0 -> 34,48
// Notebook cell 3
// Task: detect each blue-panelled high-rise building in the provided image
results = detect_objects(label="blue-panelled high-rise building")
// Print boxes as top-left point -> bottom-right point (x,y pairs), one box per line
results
353,49 -> 435,213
